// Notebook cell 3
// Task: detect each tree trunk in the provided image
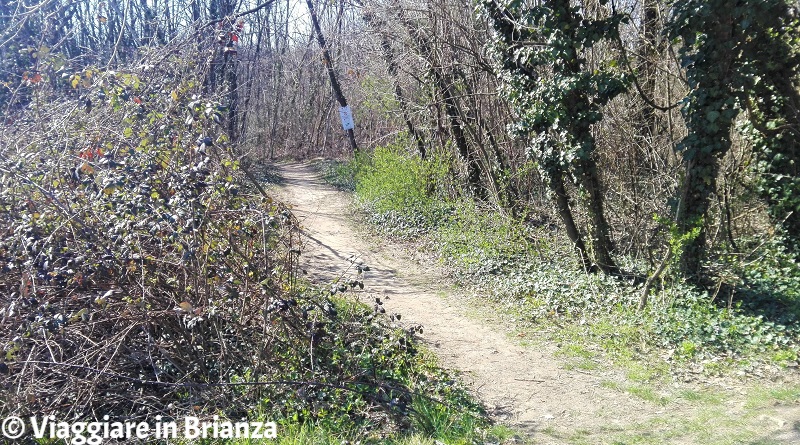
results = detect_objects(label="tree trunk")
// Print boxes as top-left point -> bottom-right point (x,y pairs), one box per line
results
755,84 -> 800,251
560,1 -> 618,274
396,6 -> 485,198
224,50 -> 239,141
437,72 -> 485,199
578,165 -> 618,273
361,10 -> 426,158
674,4 -> 736,280
305,0 -> 358,152
639,0 -> 661,138
550,170 -> 594,272
676,157 -> 717,276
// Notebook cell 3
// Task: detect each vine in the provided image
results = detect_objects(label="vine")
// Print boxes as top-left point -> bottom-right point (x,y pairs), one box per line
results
484,0 -> 630,273
667,0 -> 800,277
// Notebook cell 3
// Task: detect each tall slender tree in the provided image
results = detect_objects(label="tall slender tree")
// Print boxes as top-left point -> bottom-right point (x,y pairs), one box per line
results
306,0 -> 359,152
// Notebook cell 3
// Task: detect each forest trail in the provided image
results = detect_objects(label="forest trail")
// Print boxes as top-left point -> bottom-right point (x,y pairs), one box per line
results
268,161 -> 652,441
269,161 -> 800,444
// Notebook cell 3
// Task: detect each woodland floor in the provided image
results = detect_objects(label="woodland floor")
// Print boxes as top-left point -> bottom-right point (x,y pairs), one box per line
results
269,161 -> 800,445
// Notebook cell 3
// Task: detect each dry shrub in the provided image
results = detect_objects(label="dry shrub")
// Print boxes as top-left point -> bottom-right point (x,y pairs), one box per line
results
0,39 -> 420,427
0,37 -> 295,419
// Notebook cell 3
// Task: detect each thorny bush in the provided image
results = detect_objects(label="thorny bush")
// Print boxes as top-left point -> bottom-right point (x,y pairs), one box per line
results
0,37 -> 423,429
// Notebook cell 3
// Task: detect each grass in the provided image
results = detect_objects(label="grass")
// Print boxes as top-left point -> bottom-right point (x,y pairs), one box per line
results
31,289 -> 508,445
745,384 -> 800,409
315,140 -> 800,444
216,420 -> 517,445
557,343 -> 602,371
176,421 -> 498,445
599,380 -> 669,405
602,399 -> 794,445
535,381 -> 800,444
677,389 -> 726,404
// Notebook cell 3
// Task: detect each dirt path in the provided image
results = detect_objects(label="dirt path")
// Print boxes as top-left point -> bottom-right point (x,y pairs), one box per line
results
269,162 -> 800,444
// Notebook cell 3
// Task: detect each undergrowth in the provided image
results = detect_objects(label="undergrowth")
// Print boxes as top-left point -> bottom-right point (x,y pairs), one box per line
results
176,285 -> 500,445
0,40 -> 497,444
320,140 -> 800,379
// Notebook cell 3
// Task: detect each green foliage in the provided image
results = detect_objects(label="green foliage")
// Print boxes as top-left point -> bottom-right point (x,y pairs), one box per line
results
436,203 -> 531,274
732,238 -> 800,335
485,0 -> 630,178
650,287 -> 800,362
257,292 -> 416,432
410,396 -> 482,443
0,46 -> 493,445
341,141 -> 800,372
332,139 -> 532,272
0,53 -> 315,420
317,157 -> 364,192
481,249 -> 800,370
351,141 -> 453,238
358,74 -> 400,120
653,213 -> 702,271
475,232 -> 800,366
171,297 -> 492,443
484,0 -> 629,273
737,11 -> 800,250
356,142 -> 448,214
404,356 -> 489,444
243,292 -> 492,442
668,0 -> 800,272
667,0 -> 780,159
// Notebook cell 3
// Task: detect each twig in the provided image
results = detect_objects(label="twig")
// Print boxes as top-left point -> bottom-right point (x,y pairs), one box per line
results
639,246 -> 671,311
20,360 -> 454,408
201,0 -> 279,30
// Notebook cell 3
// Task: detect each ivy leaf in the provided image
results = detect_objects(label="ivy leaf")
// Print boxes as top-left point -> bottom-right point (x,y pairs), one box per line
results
706,111 -> 720,123
102,184 -> 120,196
741,18 -> 751,30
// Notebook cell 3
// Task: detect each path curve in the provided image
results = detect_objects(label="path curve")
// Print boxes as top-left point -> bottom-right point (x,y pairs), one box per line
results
269,161 -> 800,443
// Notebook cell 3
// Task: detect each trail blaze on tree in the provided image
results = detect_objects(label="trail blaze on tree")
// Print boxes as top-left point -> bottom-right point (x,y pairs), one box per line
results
1,5 -> 800,425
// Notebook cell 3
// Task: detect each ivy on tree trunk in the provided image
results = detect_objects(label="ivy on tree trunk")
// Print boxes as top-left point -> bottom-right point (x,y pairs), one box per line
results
668,0 -> 800,278
484,0 -> 629,274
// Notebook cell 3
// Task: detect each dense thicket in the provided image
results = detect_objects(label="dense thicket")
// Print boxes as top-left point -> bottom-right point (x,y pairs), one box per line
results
1,0 -> 800,421
0,0 -> 466,430
231,0 -> 800,289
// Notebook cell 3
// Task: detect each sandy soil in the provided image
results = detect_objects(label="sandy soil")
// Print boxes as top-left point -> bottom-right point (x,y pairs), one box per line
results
269,161 -> 800,444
